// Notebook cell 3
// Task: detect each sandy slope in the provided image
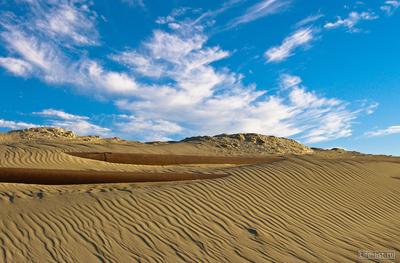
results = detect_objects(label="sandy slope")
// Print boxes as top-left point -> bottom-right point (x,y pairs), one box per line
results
0,129 -> 400,262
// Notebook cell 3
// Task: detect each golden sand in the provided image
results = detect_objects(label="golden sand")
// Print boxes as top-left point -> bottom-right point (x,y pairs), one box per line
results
0,129 -> 399,262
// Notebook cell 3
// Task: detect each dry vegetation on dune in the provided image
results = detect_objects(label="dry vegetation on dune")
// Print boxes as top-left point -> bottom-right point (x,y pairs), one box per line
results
0,128 -> 399,262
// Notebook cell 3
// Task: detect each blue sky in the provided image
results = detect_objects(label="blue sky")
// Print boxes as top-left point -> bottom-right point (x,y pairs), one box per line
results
0,0 -> 399,155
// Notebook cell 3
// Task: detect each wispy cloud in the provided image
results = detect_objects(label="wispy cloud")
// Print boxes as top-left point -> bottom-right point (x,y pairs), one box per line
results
34,109 -> 110,136
295,13 -> 324,28
0,57 -> 32,76
2,109 -> 105,137
0,29 -> 73,83
0,119 -> 39,130
265,27 -> 315,63
82,61 -> 138,95
121,0 -> 145,8
381,0 -> 400,15
280,74 -> 302,89
0,1 -> 94,83
324,11 -> 378,32
32,1 -> 99,46
227,0 -> 291,28
278,74 -> 360,143
0,1 -> 140,96
114,115 -> 183,141
33,109 -> 89,121
365,125 -> 400,137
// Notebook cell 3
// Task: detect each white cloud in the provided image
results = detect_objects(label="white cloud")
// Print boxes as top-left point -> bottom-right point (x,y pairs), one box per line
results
34,109 -> 110,136
265,28 -> 315,63
83,61 -> 138,94
228,0 -> 291,28
111,29 -> 231,105
0,29 -> 97,86
0,4 -> 91,85
114,115 -> 182,141
0,119 -> 38,130
365,125 -> 400,137
301,111 -> 355,143
33,109 -> 89,121
0,2 -> 138,96
288,86 -> 340,108
50,119 -> 110,137
33,1 -> 99,46
155,7 -> 193,26
381,1 -> 400,15
1,31 -> 56,72
295,13 -> 324,28
366,102 -> 379,115
280,74 -> 302,89
144,30 -> 207,63
121,0 -> 145,8
324,11 -> 378,32
2,109 -> 110,136
0,57 -> 32,76
112,25 -> 368,143
279,74 -> 357,143
111,51 -> 165,78
0,2 -> 376,143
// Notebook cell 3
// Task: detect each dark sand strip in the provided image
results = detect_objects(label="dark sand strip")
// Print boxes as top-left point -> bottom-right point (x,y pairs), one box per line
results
0,168 -> 228,185
67,152 -> 284,165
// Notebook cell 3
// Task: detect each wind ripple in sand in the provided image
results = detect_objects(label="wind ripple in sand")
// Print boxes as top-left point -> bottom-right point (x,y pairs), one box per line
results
1,157 -> 400,262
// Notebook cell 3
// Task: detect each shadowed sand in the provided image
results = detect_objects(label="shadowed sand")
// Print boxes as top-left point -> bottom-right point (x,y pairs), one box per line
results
67,152 -> 284,165
1,129 -> 400,262
0,167 -> 229,184
0,154 -> 282,184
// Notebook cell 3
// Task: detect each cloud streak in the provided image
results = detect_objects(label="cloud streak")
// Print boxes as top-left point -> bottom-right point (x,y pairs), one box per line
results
227,0 -> 291,28
0,119 -> 39,130
324,11 -> 378,32
365,125 -> 400,137
381,1 -> 400,15
0,57 -> 32,76
295,13 -> 324,28
121,0 -> 145,8
265,27 -> 315,63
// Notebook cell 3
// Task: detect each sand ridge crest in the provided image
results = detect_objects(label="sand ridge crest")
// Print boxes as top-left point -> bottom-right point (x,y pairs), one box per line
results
182,133 -> 314,155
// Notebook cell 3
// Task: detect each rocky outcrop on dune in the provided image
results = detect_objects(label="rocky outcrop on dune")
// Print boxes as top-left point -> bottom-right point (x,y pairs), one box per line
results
182,133 -> 314,155
7,127 -> 118,142
9,127 -> 77,139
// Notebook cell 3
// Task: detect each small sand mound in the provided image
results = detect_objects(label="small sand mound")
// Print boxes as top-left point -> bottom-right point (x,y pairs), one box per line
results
183,133 -> 314,155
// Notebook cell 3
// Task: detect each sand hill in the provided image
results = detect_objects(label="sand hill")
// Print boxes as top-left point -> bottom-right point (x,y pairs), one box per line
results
182,133 -> 314,155
0,127 -> 399,262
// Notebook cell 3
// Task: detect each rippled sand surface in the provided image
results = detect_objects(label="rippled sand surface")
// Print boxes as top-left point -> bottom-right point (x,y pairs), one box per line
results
1,132 -> 399,262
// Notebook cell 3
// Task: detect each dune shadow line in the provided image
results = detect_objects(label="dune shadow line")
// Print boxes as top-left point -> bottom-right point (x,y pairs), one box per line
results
67,152 -> 284,165
0,167 -> 228,185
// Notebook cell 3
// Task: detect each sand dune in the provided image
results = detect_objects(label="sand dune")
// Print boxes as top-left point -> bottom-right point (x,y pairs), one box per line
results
0,128 -> 399,262
67,152 -> 284,165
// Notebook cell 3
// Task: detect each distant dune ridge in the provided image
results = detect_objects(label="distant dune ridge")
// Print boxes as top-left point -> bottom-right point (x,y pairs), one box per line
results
182,133 -> 314,155
0,127 -> 399,262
